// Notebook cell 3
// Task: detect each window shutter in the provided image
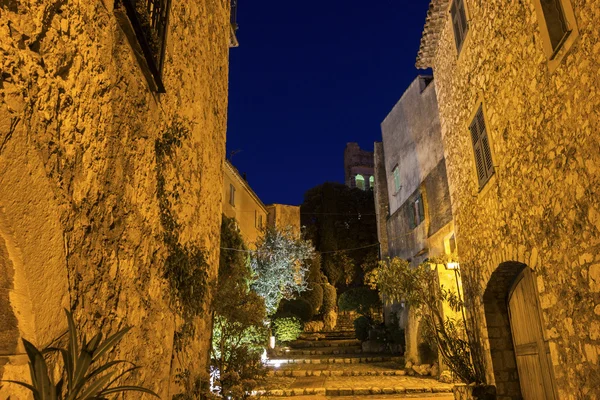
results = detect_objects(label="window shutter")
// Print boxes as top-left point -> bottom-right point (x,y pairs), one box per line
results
408,203 -> 415,229
470,106 -> 495,188
457,0 -> 468,39
451,0 -> 468,51
451,2 -> 462,50
470,118 -> 487,187
417,195 -> 425,224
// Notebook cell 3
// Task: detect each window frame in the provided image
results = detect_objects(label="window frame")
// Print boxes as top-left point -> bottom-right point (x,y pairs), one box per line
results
392,165 -> 401,193
531,0 -> 579,72
408,193 -> 425,229
229,184 -> 236,207
450,0 -> 469,54
115,0 -> 172,93
355,174 -> 366,191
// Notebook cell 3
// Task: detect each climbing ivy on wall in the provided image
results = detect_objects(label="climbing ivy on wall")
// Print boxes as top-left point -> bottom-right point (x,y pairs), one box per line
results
155,118 -> 209,330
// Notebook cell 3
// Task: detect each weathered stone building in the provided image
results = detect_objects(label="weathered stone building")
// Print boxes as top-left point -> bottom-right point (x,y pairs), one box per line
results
375,75 -> 457,366
418,0 -> 600,397
223,160 -> 268,247
344,142 -> 375,190
266,203 -> 301,236
0,0 -> 233,397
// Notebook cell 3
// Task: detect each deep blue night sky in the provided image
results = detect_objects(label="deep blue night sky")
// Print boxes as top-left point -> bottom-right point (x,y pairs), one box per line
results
226,0 -> 432,206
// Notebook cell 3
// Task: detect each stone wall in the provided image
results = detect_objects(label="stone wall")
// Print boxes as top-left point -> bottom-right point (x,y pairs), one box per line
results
344,142 -> 374,189
267,204 -> 301,237
0,0 -> 230,397
373,142 -> 389,258
421,0 -> 600,397
381,76 -> 442,215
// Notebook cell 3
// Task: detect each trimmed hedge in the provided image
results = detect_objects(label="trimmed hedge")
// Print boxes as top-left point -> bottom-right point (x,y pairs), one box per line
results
302,284 -> 324,315
322,283 -> 337,312
353,316 -> 372,342
273,317 -> 303,343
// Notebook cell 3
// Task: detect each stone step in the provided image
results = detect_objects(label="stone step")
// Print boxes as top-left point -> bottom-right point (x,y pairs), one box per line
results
291,339 -> 360,348
268,369 -> 407,377
267,355 -> 403,365
275,346 -> 362,356
255,386 -> 452,396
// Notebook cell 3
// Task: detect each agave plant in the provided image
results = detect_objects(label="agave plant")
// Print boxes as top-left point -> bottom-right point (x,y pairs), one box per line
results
2,309 -> 160,399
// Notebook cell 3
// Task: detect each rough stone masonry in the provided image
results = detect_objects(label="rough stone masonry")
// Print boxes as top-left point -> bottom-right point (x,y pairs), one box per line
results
418,0 -> 600,398
0,0 -> 230,397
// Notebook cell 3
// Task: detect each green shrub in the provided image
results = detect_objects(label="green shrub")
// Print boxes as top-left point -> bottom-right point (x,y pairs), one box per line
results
338,287 -> 380,315
273,317 -> 303,343
302,284 -> 324,315
322,283 -> 337,312
353,316 -> 372,342
4,309 -> 158,399
278,298 -> 313,322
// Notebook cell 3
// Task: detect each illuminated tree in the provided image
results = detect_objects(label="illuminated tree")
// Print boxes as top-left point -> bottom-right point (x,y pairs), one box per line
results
250,227 -> 315,315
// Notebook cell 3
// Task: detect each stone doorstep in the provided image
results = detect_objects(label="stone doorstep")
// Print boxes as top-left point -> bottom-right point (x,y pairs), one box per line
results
268,369 -> 407,377
256,386 -> 451,396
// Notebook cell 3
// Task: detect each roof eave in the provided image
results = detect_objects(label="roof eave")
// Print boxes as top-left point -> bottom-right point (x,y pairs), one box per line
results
415,0 -> 451,70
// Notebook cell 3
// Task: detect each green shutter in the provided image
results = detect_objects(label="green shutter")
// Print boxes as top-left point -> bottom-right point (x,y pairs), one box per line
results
470,106 -> 494,188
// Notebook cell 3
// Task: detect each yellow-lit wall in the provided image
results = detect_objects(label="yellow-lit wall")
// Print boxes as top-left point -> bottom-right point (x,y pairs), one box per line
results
266,204 -> 301,237
222,161 -> 268,247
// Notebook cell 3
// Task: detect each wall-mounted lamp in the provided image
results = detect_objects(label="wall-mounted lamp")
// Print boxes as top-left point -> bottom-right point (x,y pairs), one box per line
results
446,262 -> 460,270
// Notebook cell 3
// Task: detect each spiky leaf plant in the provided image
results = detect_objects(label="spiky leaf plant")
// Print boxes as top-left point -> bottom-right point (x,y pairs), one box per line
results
2,309 -> 159,399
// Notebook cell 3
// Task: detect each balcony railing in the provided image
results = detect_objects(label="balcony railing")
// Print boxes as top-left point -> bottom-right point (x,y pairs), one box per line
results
117,0 -> 171,92
230,0 -> 239,47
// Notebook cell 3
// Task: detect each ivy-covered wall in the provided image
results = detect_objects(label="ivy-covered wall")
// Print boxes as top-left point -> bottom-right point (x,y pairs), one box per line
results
0,0 -> 229,397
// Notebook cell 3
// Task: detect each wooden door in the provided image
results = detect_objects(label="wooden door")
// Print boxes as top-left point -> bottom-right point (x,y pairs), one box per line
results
508,268 -> 556,399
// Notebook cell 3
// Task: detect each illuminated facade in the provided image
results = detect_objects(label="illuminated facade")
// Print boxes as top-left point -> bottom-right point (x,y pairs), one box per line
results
418,0 -> 600,397
375,75 -> 460,367
223,160 -> 269,247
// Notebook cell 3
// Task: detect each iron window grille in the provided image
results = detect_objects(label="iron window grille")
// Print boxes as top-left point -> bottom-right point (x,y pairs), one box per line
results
230,0 -> 239,47
470,106 -> 495,189
117,0 -> 171,92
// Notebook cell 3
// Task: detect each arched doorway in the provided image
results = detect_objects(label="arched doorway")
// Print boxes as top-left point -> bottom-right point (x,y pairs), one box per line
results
483,262 -> 557,399
507,268 -> 557,399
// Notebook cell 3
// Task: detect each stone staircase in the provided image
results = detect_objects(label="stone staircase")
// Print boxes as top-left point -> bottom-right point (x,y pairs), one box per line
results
259,326 -> 453,399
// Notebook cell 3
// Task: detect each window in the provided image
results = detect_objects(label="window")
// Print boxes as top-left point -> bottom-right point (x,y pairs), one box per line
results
532,0 -> 578,69
369,176 -> 375,189
408,193 -> 425,229
355,174 -> 365,191
470,106 -> 495,189
392,166 -> 401,192
450,0 -> 468,52
540,0 -> 569,52
229,184 -> 235,206
117,0 -> 171,92
255,212 -> 263,229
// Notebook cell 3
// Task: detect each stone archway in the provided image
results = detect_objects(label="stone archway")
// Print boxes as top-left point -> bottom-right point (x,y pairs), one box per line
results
482,261 -> 525,399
